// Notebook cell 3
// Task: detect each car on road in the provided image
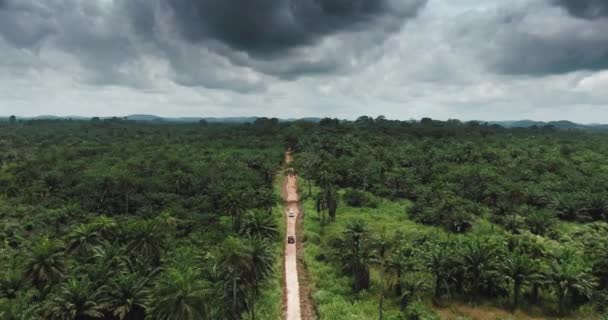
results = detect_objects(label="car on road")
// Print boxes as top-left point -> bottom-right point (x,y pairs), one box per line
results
288,208 -> 295,218
287,236 -> 295,244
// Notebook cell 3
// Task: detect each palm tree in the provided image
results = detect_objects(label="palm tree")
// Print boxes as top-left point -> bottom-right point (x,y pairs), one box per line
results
296,151 -> 320,197
316,170 -> 338,225
399,278 -> 428,310
245,241 -> 274,320
218,237 -> 252,318
0,265 -> 23,299
116,170 -> 136,215
239,210 -> 279,240
424,244 -> 453,300
502,251 -> 541,310
457,238 -> 501,303
126,220 -> 164,264
525,208 -> 556,236
152,268 -> 208,320
387,244 -> 418,296
90,216 -> 118,241
584,192 -> 608,221
101,272 -> 153,320
548,251 -> 597,315
221,192 -> 247,232
43,277 -> 104,320
24,238 -> 65,290
253,188 -> 277,215
154,212 -> 180,235
0,295 -> 38,320
66,224 -> 103,257
341,220 -> 372,293
87,245 -> 127,287
554,194 -> 580,221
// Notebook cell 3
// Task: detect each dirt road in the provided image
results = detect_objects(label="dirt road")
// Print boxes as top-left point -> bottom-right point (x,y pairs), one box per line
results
284,151 -> 301,320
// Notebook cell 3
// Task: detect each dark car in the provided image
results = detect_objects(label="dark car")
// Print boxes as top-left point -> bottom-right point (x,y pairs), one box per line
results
287,236 -> 295,244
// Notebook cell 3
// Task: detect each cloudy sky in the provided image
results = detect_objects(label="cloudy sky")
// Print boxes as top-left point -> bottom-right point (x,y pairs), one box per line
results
1,0 -> 608,122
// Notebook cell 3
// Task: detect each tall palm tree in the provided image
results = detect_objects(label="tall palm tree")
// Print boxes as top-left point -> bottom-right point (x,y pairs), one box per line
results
548,252 -> 597,315
502,251 -> 541,310
296,151 -> 320,197
341,220 -> 372,293
43,277 -> 104,320
101,272 -> 153,320
24,238 -> 65,291
239,210 -> 278,240
221,192 -> 247,232
387,244 -> 418,296
245,241 -> 274,320
424,244 -> 453,300
152,268 -> 208,320
218,237 -> 253,319
316,170 -> 338,225
457,238 -> 501,303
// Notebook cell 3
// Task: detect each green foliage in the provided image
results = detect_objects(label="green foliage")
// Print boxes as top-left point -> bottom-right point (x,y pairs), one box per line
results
0,121 -> 284,319
152,267 -> 208,320
402,302 -> 439,320
3,118 -> 608,319
295,118 -> 608,319
43,277 -> 105,320
343,189 -> 379,208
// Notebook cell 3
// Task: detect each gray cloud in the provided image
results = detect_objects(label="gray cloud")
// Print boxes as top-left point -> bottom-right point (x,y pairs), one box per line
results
451,1 -> 608,76
554,0 -> 608,19
164,0 -> 425,56
0,0 -> 427,90
2,0 -> 608,123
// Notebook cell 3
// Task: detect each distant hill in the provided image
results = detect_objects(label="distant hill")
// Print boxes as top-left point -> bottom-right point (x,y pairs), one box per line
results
2,114 -> 319,124
485,120 -> 608,130
1,115 -> 606,130
126,114 -> 164,121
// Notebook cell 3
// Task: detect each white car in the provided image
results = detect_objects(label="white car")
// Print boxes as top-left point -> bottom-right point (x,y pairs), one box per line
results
288,209 -> 295,218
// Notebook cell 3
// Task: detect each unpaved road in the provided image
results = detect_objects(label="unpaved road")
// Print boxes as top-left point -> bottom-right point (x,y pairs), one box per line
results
284,151 -> 301,320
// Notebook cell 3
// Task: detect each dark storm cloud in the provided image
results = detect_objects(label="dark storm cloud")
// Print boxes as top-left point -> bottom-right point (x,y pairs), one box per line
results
0,0 -> 427,90
553,0 -> 608,19
164,0 -> 424,56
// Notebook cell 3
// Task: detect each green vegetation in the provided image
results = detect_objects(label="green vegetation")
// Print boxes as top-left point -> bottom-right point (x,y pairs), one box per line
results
293,117 -> 608,319
2,116 -> 608,319
0,119 -> 285,319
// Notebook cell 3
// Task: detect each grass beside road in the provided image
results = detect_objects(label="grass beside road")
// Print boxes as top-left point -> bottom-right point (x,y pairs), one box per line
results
298,181 -> 439,320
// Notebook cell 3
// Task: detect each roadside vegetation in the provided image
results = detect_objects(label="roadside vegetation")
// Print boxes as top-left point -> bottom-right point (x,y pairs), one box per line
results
293,117 -> 608,319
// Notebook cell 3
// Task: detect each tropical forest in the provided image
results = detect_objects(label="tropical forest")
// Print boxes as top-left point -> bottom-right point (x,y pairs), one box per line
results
1,117 -> 608,320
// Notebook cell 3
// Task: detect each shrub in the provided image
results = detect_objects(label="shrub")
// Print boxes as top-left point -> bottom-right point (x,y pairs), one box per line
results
343,189 -> 379,208
402,302 -> 439,320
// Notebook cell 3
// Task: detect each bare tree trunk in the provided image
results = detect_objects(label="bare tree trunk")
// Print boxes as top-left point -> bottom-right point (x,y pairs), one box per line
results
308,179 -> 312,197
233,277 -> 237,316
